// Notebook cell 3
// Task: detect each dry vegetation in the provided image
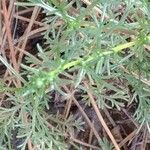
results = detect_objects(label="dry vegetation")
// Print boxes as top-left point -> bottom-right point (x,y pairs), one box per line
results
0,0 -> 150,150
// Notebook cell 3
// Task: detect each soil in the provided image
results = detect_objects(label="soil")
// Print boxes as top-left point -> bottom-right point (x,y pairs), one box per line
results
0,1 -> 150,150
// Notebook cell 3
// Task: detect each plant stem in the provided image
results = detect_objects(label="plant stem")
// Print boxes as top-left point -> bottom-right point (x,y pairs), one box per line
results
22,35 -> 150,95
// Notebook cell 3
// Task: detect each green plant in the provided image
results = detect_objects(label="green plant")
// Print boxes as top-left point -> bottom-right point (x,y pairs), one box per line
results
0,0 -> 150,149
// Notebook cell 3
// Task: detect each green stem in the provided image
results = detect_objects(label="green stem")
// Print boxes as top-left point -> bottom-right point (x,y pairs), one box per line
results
21,35 -> 150,95
49,39 -> 137,76
60,35 -> 150,72
112,41 -> 135,53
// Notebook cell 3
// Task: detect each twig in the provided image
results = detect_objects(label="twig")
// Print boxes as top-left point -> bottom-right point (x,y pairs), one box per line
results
15,7 -> 34,15
2,0 -> 18,72
144,44 -> 150,51
13,14 -> 45,26
104,108 -> 116,127
63,98 -> 73,118
63,86 -> 101,141
0,1 -> 2,46
81,0 -> 109,19
17,6 -> 40,68
140,127 -> 148,150
120,66 -> 150,86
122,109 -> 139,128
15,25 -> 49,45
118,130 -> 137,148
88,120 -> 94,144
84,81 -> 120,150
70,136 -> 100,150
